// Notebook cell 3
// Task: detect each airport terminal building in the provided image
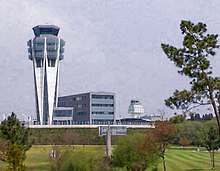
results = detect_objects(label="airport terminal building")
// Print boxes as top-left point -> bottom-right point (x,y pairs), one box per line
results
27,25 -> 152,127
58,92 -> 115,125
27,25 -> 116,125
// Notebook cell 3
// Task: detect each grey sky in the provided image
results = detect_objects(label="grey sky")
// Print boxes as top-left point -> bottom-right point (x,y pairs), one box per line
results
1,0 -> 220,119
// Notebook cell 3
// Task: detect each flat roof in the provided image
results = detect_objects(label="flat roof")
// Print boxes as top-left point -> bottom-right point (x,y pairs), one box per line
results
59,92 -> 115,98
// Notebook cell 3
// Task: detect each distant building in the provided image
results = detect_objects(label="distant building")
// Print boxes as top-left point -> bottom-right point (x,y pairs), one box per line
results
27,25 -> 65,125
117,118 -> 153,126
113,99 -> 154,126
142,115 -> 162,121
58,92 -> 115,124
128,100 -> 145,118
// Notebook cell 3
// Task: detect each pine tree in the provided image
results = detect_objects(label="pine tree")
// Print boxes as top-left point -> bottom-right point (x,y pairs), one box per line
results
162,20 -> 220,131
0,112 -> 32,171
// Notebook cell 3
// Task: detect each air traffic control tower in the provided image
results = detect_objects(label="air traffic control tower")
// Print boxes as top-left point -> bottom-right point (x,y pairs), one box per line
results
27,25 -> 65,125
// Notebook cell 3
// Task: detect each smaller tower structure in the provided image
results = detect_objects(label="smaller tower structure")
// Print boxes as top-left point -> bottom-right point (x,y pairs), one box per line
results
128,100 -> 144,118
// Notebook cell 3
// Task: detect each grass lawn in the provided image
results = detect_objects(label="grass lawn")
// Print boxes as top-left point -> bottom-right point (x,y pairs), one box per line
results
157,147 -> 220,171
0,145 -> 220,171
25,145 -> 51,171
0,145 -> 52,171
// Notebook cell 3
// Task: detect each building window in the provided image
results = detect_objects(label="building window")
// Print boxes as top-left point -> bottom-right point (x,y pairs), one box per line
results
109,96 -> 114,99
47,43 -> 55,46
78,111 -> 86,115
35,50 -> 43,52
36,59 -> 43,68
76,97 -> 82,101
92,95 -> 114,99
36,43 -> 43,46
77,104 -> 82,108
92,112 -> 104,114
92,104 -> 114,107
48,59 -> 55,67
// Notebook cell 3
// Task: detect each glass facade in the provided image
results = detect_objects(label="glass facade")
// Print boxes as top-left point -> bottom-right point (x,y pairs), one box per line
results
53,107 -> 74,125
53,109 -> 73,117
91,93 -> 114,124
30,36 -> 65,61
33,25 -> 60,36
58,92 -> 115,125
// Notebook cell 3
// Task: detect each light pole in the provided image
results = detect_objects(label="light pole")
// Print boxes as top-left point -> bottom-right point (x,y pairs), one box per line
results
106,125 -> 111,158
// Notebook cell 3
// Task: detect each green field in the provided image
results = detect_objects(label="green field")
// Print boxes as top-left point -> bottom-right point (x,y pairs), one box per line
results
0,146 -> 220,171
157,147 -> 220,171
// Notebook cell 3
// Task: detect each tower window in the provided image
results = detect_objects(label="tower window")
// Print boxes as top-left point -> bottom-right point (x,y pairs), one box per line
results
36,59 -> 43,68
48,59 -> 56,67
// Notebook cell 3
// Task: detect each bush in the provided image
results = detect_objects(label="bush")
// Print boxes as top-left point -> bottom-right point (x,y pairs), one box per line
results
112,133 -> 159,171
49,146 -> 105,171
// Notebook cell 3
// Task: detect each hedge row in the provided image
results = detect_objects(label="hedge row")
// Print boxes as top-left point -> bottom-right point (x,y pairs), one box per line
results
30,128 -> 149,145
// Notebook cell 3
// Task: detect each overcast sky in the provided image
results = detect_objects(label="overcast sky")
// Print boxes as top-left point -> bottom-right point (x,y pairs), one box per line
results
1,0 -> 220,119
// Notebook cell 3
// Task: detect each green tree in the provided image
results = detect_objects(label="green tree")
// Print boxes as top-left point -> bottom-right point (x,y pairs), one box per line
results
0,112 -> 32,171
161,20 -> 220,132
169,114 -> 186,124
151,121 -> 176,171
56,147 -> 105,171
204,127 -> 220,170
179,137 -> 190,148
112,133 -> 159,171
177,121 -> 205,147
0,139 -> 7,161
